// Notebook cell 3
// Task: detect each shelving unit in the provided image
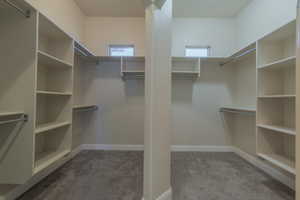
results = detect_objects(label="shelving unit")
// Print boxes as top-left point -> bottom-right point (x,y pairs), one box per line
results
256,20 -> 296,174
121,56 -> 145,78
172,57 -> 201,77
34,12 -> 73,174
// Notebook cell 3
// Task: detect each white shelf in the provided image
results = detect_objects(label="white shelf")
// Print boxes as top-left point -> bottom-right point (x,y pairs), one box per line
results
258,95 -> 296,99
258,56 -> 295,70
0,112 -> 24,117
257,124 -> 295,136
172,71 -> 199,74
258,153 -> 295,174
221,106 -> 256,113
122,70 -> 145,74
34,150 -> 70,174
37,90 -> 72,96
38,51 -> 73,69
35,121 -> 71,135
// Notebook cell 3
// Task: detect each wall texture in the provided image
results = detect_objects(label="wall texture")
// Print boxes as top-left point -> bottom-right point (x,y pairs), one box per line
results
25,0 -> 85,43
84,17 -> 146,56
236,0 -> 297,50
172,18 -> 236,57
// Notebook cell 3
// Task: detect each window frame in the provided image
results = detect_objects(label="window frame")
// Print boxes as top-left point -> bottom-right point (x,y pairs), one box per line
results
108,44 -> 135,57
185,45 -> 211,58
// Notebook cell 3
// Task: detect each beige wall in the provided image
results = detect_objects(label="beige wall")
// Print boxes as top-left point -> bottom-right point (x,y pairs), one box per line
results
84,17 -> 146,56
25,0 -> 85,43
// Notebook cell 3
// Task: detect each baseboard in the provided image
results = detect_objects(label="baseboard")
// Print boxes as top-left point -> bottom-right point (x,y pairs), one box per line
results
171,145 -> 234,152
142,188 -> 172,200
232,147 -> 295,190
0,146 -> 82,200
81,144 -> 144,151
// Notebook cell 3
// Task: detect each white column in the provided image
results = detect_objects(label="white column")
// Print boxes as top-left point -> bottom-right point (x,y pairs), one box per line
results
143,0 -> 172,200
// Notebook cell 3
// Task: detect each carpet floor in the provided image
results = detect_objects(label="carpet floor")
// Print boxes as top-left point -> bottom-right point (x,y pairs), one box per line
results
18,151 -> 294,200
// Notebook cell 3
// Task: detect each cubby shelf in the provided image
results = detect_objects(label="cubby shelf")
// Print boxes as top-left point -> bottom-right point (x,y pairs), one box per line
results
34,150 -> 70,174
257,124 -> 295,136
258,153 -> 295,175
36,90 -> 72,96
35,121 -> 71,135
38,51 -> 73,69
258,56 -> 295,70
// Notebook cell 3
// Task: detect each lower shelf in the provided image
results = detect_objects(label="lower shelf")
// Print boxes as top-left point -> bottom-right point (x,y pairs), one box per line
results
258,153 -> 295,174
34,150 -> 70,174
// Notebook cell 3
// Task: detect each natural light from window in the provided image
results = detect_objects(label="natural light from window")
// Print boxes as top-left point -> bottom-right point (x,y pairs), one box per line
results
109,45 -> 134,56
185,46 -> 210,57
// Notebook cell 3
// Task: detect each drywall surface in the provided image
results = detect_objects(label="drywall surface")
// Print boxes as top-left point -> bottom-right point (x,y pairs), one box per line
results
84,17 -> 146,56
25,0 -> 85,42
172,18 -> 236,57
236,0 -> 297,50
172,61 -> 235,146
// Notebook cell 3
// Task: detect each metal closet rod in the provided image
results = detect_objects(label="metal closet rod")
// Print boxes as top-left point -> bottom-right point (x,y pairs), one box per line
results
220,48 -> 256,67
0,114 -> 28,126
75,47 -> 89,57
3,0 -> 31,18
219,109 -> 255,116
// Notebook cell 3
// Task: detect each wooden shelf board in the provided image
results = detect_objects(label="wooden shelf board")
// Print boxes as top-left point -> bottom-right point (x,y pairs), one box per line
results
221,106 -> 256,113
258,153 -> 295,174
257,124 -> 295,136
34,150 -> 70,174
37,90 -> 72,96
0,112 -> 24,117
258,56 -> 296,70
35,121 -> 71,135
258,95 -> 296,99
38,51 -> 73,69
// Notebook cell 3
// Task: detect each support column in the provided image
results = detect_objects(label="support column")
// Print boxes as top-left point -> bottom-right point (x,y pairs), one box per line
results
143,0 -> 172,200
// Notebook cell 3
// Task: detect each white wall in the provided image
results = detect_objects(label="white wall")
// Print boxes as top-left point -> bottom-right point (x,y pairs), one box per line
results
84,17 -> 146,56
236,0 -> 297,50
172,18 -> 236,57
25,0 -> 85,43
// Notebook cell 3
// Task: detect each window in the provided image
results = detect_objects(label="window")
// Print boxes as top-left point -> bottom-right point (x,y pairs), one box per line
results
185,46 -> 211,57
109,45 -> 135,56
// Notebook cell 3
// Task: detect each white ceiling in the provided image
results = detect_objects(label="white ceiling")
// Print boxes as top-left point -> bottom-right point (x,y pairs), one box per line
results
173,0 -> 252,18
75,0 -> 252,18
74,0 -> 145,17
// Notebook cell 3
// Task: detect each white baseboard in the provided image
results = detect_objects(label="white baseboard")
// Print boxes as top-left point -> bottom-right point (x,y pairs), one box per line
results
81,144 -> 144,151
142,188 -> 172,200
232,147 -> 295,190
171,145 -> 234,152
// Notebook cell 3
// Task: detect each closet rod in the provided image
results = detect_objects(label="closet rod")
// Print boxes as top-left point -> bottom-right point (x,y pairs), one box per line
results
75,47 -> 88,57
74,106 -> 98,112
3,0 -> 31,18
219,109 -> 255,115
220,48 -> 256,66
0,114 -> 28,125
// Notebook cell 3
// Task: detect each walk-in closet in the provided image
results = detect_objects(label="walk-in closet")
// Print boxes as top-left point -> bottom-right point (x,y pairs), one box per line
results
0,0 -> 299,200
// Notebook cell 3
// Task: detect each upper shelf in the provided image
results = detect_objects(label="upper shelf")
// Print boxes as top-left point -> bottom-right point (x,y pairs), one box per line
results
38,50 -> 73,69
258,56 -> 295,70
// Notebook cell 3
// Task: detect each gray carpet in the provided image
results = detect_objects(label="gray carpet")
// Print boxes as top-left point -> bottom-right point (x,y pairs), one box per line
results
18,151 -> 294,200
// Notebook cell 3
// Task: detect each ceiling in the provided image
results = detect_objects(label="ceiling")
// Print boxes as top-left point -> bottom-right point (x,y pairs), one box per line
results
75,0 -> 252,18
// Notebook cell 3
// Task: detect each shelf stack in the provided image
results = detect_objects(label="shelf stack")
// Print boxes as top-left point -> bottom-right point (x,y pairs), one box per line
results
34,13 -> 73,174
257,20 -> 296,174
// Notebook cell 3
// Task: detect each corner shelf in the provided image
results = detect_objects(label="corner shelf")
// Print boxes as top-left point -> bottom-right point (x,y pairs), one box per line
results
36,90 -> 72,96
34,149 -> 70,174
258,153 -> 295,175
35,121 -> 71,135
257,124 -> 295,136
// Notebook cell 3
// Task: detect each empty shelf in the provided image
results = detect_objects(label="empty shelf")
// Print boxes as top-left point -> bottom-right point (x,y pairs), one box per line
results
258,153 -> 295,174
258,95 -> 295,99
34,150 -> 70,174
37,90 -> 72,96
258,56 -> 295,70
220,106 -> 256,113
38,51 -> 73,68
35,121 -> 71,134
0,112 -> 24,117
257,124 -> 295,136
